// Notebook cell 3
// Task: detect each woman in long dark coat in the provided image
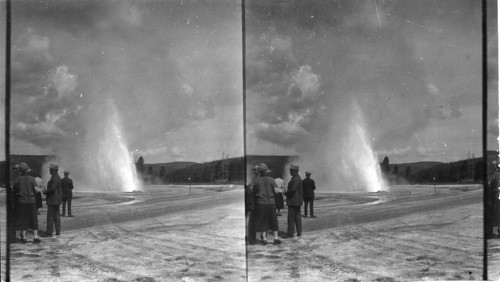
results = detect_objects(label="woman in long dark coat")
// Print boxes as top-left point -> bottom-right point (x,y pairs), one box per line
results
13,163 -> 41,243
253,163 -> 281,245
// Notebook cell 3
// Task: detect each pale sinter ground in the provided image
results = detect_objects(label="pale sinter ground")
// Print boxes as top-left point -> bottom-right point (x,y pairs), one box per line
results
3,184 -> 483,281
7,185 -> 246,281
248,184 -> 482,281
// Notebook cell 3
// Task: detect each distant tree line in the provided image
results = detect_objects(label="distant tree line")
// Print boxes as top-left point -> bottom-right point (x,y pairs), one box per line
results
133,155 -> 293,185
165,158 -> 245,183
414,159 -> 484,183
380,155 -> 485,184
136,156 -> 246,184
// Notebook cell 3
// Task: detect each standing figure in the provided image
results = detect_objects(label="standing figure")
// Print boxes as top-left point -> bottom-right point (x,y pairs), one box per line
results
253,163 -> 281,245
274,176 -> 285,216
61,170 -> 74,217
41,164 -> 62,237
12,163 -> 41,243
283,164 -> 303,238
246,165 -> 259,244
8,164 -> 20,242
488,161 -> 500,237
302,171 -> 316,218
34,175 -> 43,215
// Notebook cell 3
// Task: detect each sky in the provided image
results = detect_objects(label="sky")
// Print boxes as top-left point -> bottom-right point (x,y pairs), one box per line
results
1,0 -> 498,169
7,0 -> 243,165
246,0 -> 486,167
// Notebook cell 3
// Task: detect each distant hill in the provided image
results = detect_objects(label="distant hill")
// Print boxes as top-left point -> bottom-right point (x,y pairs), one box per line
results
160,157 -> 245,183
4,152 -> 494,186
400,152 -> 497,184
143,161 -> 197,175
388,161 -> 444,175
142,155 -> 294,184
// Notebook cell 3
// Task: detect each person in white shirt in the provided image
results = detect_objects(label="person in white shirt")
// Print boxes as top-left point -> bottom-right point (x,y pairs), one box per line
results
274,176 -> 285,216
34,175 -> 43,215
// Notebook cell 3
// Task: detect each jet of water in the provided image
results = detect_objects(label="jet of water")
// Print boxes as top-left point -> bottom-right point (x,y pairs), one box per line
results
94,100 -> 142,192
341,101 -> 387,192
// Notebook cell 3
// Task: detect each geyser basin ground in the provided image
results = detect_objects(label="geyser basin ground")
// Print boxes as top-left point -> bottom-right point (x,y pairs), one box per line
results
7,185 -> 246,281
5,184 -> 482,281
248,184 -> 482,281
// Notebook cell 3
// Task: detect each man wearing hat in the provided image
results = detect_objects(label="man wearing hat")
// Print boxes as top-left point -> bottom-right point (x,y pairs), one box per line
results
61,170 -> 74,217
302,171 -> 316,218
282,164 -> 303,238
42,164 -> 62,237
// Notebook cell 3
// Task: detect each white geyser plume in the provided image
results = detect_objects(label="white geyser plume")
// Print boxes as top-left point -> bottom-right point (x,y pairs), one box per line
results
53,99 -> 143,192
93,101 -> 142,192
340,101 -> 387,192
290,100 -> 387,193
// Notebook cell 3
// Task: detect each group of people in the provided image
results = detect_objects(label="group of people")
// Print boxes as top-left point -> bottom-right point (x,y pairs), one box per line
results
245,163 -> 317,245
9,162 -> 75,244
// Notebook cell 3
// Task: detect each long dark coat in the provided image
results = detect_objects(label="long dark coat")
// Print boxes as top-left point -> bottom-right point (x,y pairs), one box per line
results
45,173 -> 62,206
302,177 -> 316,200
245,185 -> 254,215
286,175 -> 303,206
61,177 -> 74,199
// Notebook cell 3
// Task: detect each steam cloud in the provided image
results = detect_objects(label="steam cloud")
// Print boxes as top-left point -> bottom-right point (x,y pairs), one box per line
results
10,1 -> 242,190
246,0 -> 481,191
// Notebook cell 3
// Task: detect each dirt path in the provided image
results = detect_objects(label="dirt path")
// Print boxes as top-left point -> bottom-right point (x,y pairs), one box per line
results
247,185 -> 483,281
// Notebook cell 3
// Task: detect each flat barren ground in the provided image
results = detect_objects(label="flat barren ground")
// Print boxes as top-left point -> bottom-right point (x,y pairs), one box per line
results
0,191 -> 5,281
7,185 -> 246,281
3,184 -> 484,281
488,239 -> 500,280
248,184 -> 483,281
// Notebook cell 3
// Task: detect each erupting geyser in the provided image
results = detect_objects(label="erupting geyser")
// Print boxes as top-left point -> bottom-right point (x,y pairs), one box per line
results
44,99 -> 143,192
94,101 -> 142,192
340,101 -> 387,192
293,100 -> 387,193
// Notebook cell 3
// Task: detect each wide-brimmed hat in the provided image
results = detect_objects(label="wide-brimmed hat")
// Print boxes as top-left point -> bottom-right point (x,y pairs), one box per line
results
49,164 -> 59,170
18,162 -> 31,172
258,163 -> 271,173
63,170 -> 70,175
305,171 -> 311,175
290,164 -> 299,171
